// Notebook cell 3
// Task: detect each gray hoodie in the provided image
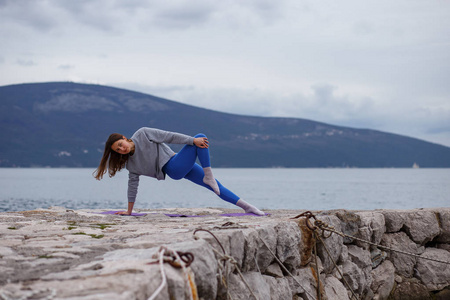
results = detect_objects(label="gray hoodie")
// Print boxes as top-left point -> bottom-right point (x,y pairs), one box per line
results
126,127 -> 195,202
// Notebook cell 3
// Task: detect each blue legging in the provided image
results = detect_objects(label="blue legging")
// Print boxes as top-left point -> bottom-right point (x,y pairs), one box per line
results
162,134 -> 240,205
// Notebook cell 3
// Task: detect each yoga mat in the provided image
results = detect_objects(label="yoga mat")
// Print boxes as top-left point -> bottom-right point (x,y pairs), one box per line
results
96,211 -> 269,217
165,213 -> 269,217
219,212 -> 269,217
98,210 -> 148,217
164,214 -> 206,218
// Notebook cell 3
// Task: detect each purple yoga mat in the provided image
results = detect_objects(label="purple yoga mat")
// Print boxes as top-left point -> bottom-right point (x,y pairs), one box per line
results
164,214 -> 206,218
96,211 -> 269,217
219,212 -> 269,217
165,213 -> 268,217
98,211 -> 148,216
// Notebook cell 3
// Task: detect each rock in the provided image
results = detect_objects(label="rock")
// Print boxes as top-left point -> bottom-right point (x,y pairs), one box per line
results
164,266 -> 198,300
403,210 -> 440,244
275,221 -> 302,271
335,210 -> 361,244
288,267 -> 316,299
311,255 -> 324,275
434,287 -> 450,300
2,207 -> 450,299
332,264 -> 344,281
228,272 -> 271,300
347,245 -> 373,297
381,232 -> 419,277
415,248 -> 450,291
0,246 -> 16,257
436,243 -> 450,252
324,276 -> 350,300
355,211 -> 386,250
226,229 -> 246,269
370,248 -> 387,268
315,215 -> 344,274
265,262 -> 284,278
255,224 -> 277,273
371,260 -> 395,300
342,260 -> 366,296
170,240 -> 218,300
339,245 -> 349,264
381,210 -> 406,233
390,279 -> 432,300
263,276 -> 292,300
437,210 -> 450,243
242,228 -> 259,272
348,245 -> 372,270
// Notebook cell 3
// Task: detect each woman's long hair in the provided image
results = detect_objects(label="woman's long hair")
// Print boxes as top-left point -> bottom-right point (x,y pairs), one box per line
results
93,133 -> 131,180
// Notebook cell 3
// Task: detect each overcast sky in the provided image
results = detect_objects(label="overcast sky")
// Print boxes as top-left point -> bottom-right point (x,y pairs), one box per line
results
1,0 -> 450,147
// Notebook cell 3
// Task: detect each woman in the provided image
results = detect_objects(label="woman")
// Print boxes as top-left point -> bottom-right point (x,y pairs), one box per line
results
94,127 -> 265,216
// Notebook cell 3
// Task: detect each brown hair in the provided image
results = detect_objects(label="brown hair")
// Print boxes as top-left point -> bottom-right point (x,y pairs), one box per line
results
93,133 -> 131,180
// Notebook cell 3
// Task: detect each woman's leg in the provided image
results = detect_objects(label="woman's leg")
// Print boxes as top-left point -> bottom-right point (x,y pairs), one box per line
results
163,134 -> 265,215
163,134 -> 220,194
184,163 -> 240,204
185,164 -> 265,215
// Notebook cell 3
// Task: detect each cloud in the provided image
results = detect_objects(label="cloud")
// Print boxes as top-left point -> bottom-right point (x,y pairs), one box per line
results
16,59 -> 37,66
57,64 -> 74,70
0,0 -> 60,32
0,0 -> 290,34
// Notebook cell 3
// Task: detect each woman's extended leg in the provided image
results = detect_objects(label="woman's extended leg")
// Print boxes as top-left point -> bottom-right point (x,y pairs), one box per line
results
163,133 -> 220,194
183,164 -> 265,215
184,163 -> 239,204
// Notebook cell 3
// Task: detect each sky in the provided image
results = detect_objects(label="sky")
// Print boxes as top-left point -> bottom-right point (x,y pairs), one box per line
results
1,0 -> 450,147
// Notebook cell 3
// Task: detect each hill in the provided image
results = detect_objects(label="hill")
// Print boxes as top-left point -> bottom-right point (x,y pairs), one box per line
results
1,82 -> 449,168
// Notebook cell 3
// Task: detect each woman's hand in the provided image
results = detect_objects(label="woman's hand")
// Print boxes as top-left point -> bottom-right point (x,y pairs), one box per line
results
115,211 -> 131,215
194,137 -> 209,148
114,202 -> 135,216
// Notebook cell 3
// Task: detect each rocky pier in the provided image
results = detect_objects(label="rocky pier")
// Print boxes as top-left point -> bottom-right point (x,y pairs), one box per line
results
1,206 -> 450,300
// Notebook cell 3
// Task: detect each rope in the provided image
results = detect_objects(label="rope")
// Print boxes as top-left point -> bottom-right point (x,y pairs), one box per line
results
194,224 -> 317,300
291,211 -> 450,300
313,239 -> 321,300
171,249 -> 196,300
148,248 -> 168,300
313,232 -> 359,300
147,246 -> 196,300
257,237 -> 317,300
292,211 -> 450,265
193,228 -> 259,300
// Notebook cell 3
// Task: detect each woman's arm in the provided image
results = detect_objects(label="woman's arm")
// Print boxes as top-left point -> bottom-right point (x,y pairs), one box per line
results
114,172 -> 140,215
141,127 -> 195,145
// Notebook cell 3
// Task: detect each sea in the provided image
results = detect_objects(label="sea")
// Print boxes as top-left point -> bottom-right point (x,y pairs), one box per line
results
0,168 -> 449,212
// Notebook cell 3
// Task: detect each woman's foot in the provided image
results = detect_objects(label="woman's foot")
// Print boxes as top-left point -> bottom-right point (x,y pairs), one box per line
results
203,167 -> 220,195
236,199 -> 265,216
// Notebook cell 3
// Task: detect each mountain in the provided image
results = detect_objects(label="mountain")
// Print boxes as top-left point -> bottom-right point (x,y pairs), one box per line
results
1,82 -> 450,168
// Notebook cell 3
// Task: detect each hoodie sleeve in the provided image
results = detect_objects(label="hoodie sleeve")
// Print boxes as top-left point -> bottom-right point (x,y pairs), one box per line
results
127,172 -> 140,203
141,127 -> 195,145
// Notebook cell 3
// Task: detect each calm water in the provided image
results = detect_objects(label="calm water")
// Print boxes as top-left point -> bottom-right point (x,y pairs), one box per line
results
0,168 -> 449,212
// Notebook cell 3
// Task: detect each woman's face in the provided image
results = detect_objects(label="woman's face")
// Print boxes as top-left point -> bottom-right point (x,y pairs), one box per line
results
111,137 -> 133,154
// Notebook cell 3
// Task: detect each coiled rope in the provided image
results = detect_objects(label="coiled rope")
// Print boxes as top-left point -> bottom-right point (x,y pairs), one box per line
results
147,246 -> 197,300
